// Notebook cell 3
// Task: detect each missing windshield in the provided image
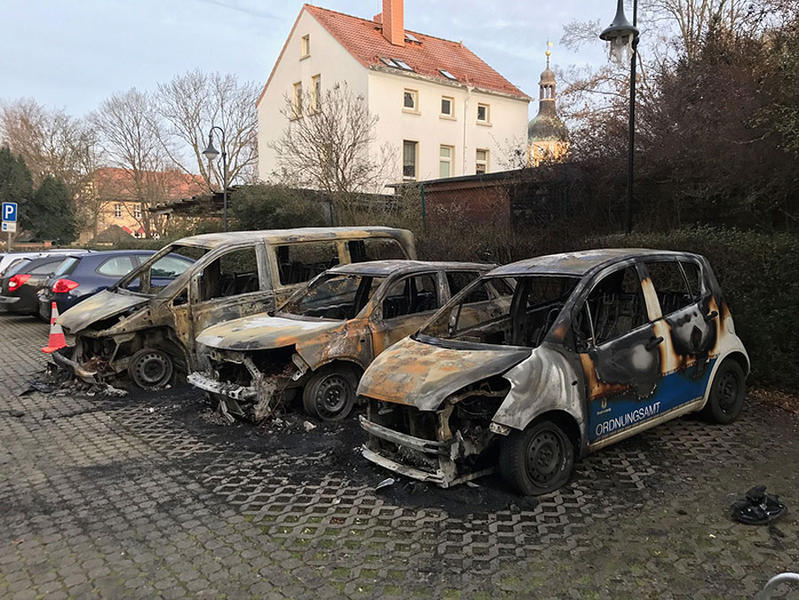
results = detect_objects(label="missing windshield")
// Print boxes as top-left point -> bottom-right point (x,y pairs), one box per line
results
279,273 -> 385,320
421,275 -> 578,347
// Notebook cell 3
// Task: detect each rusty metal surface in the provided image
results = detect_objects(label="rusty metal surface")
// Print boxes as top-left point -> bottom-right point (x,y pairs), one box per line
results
51,227 -> 418,389
57,290 -> 148,334
490,248 -> 692,276
329,260 -> 492,277
357,336 -> 530,410
360,249 -> 750,489
173,226 -> 416,252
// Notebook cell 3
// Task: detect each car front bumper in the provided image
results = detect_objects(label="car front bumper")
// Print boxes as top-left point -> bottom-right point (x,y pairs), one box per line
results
359,415 -> 494,488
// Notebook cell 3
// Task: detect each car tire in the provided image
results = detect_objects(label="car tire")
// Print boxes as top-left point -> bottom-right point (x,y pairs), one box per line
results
701,359 -> 746,424
302,366 -> 357,422
500,420 -> 574,496
128,348 -> 174,390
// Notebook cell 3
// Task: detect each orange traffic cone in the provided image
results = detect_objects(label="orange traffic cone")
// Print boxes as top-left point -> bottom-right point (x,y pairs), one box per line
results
41,302 -> 67,354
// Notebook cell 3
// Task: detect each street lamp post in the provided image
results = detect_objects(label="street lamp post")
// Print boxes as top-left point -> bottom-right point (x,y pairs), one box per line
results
600,0 -> 639,235
202,126 -> 228,232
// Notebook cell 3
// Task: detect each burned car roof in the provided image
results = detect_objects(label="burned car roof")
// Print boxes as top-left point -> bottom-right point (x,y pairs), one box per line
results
328,260 -> 493,277
489,248 -> 699,277
176,227 -> 413,249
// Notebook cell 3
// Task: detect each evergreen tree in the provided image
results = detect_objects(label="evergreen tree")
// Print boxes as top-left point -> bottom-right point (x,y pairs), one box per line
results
30,176 -> 77,243
0,145 -> 34,236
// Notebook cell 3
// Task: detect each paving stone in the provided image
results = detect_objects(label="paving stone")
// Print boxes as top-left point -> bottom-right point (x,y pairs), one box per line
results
1,315 -> 797,599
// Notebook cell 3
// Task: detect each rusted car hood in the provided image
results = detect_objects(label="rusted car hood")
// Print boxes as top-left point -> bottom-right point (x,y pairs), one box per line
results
357,336 -> 531,411
58,290 -> 149,333
196,314 -> 342,352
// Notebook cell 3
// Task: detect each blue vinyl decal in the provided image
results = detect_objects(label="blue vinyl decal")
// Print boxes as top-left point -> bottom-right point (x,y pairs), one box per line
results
589,358 -> 716,442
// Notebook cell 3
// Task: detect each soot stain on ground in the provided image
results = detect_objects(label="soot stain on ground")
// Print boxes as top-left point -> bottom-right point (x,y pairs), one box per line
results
117,384 -> 536,517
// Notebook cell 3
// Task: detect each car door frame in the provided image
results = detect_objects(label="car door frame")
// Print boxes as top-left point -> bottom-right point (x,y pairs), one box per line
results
187,242 -> 274,344
572,260 -> 666,449
266,240 -> 349,308
368,269 -> 448,356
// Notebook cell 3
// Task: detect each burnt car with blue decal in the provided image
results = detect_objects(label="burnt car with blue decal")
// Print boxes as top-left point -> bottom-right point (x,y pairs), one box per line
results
358,249 -> 748,495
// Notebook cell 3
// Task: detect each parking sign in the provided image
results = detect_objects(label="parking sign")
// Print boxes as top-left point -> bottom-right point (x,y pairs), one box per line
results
2,202 -> 18,223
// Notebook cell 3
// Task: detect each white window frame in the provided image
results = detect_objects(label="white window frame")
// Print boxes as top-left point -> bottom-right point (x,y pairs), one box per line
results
114,203 -> 122,218
476,148 -> 489,174
440,96 -> 454,118
403,140 -> 418,181
439,145 -> 454,178
301,34 -> 310,59
403,89 -> 419,114
477,103 -> 491,125
133,204 -> 142,219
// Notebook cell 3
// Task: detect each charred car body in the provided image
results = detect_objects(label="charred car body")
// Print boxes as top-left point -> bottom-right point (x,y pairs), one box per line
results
358,249 -> 749,495
189,260 -> 492,422
55,227 -> 415,390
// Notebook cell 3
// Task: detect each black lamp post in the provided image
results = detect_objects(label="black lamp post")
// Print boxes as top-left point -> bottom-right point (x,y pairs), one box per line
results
202,126 -> 228,232
600,0 -> 639,235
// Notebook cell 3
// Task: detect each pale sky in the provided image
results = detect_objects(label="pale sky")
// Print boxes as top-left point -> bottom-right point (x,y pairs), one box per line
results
1,0 -> 614,119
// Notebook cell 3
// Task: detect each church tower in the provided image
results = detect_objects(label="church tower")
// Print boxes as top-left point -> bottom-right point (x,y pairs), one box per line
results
528,43 -> 569,166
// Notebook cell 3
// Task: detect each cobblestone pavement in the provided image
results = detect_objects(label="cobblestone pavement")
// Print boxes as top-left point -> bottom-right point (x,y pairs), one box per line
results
1,314 -> 797,599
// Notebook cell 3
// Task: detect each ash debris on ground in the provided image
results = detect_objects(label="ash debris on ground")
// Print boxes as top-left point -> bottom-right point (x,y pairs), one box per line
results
25,362 -> 540,515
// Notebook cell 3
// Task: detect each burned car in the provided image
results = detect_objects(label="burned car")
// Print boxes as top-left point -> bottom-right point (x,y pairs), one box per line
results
188,260 -> 492,422
358,249 -> 749,495
54,227 -> 415,390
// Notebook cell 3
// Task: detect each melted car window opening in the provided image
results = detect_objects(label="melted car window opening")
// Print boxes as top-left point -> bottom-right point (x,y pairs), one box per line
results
644,260 -> 696,316
280,274 -> 385,320
198,248 -> 260,302
120,245 -> 206,295
579,266 -> 648,346
423,275 -> 577,348
382,274 -> 440,320
277,242 -> 339,285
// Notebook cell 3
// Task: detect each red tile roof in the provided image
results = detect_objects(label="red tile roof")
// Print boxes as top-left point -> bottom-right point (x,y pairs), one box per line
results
257,4 -> 529,106
92,167 -> 208,201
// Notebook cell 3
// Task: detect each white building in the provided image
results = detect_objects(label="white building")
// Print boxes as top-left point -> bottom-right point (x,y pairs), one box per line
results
256,0 -> 530,188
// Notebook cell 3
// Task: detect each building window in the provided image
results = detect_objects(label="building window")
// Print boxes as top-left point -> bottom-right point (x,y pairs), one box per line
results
477,103 -> 490,124
292,82 -> 303,117
403,140 -> 418,180
311,74 -> 321,112
301,34 -> 310,58
133,205 -> 142,219
114,203 -> 122,218
476,149 -> 489,174
440,96 -> 454,117
439,145 -> 453,178
403,89 -> 419,113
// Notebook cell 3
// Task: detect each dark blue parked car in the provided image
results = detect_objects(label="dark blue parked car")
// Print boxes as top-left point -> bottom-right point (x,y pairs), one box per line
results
38,250 -> 194,319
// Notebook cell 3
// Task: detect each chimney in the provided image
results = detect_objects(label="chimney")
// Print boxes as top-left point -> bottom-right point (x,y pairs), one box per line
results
381,0 -> 404,46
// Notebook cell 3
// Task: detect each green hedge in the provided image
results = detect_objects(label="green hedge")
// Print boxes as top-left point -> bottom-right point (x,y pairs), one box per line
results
590,227 -> 799,389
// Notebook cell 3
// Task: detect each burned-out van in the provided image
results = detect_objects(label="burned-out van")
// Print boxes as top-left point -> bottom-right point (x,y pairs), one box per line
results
55,227 -> 415,390
358,249 -> 749,495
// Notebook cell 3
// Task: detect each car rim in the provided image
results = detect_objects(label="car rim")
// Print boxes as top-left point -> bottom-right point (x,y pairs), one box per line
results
717,371 -> 739,414
135,352 -> 169,387
525,430 -> 564,485
315,374 -> 350,419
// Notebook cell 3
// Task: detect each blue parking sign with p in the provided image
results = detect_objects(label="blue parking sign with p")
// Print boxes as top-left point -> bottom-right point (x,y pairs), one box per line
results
3,202 -> 17,222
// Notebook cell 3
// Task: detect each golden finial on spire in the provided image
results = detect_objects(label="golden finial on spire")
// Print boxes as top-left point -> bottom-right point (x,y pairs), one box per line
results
546,40 -> 553,68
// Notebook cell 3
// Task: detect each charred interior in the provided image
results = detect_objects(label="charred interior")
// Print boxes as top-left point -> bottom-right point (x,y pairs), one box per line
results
363,377 -> 510,484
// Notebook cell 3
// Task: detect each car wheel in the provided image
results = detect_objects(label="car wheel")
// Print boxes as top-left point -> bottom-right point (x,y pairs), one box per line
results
128,348 -> 174,390
701,359 -> 746,424
500,420 -> 574,496
302,366 -> 357,422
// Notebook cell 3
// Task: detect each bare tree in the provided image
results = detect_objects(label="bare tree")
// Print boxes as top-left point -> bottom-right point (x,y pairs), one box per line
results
269,82 -> 394,221
0,98 -> 94,193
156,70 -> 258,190
90,89 -> 169,238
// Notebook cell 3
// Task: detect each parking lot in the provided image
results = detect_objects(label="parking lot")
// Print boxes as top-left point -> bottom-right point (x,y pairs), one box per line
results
1,314 -> 797,599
